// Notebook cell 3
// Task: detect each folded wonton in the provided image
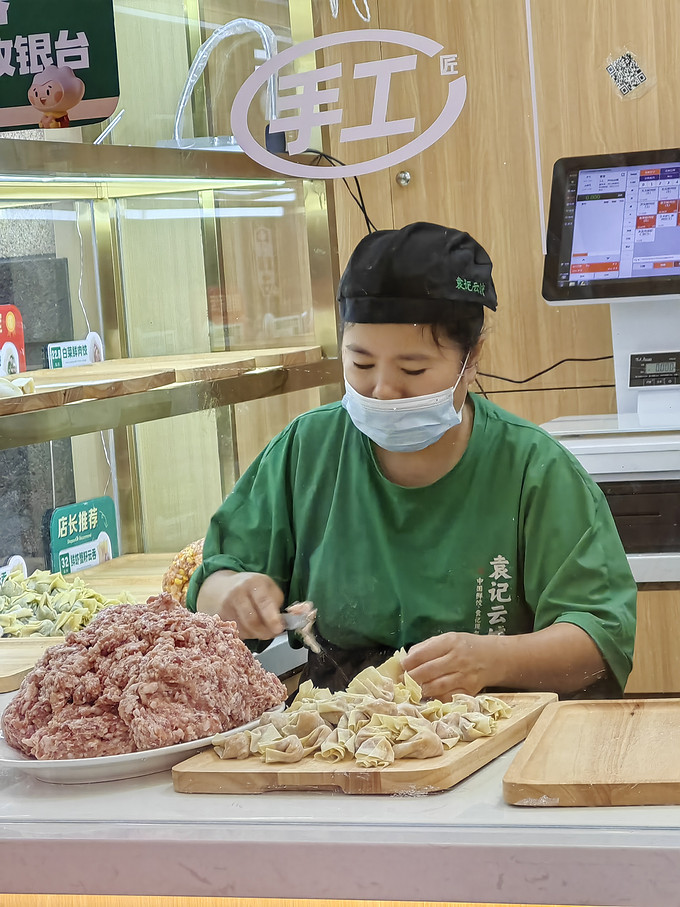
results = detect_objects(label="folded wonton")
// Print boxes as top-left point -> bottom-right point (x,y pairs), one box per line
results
314,727 -> 356,762
347,666 -> 396,701
393,729 -> 444,760
212,730 -> 252,759
210,652 -> 510,769
354,735 -> 395,768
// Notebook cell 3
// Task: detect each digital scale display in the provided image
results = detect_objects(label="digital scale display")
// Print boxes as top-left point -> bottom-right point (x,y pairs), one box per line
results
629,351 -> 680,387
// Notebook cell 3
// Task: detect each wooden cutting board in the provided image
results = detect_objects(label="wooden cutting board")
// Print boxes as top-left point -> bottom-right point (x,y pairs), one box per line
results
503,699 -> 680,807
172,692 -> 557,795
0,637 -> 65,693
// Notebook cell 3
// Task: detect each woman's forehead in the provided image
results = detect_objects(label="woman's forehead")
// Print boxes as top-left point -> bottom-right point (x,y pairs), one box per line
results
342,322 -> 461,356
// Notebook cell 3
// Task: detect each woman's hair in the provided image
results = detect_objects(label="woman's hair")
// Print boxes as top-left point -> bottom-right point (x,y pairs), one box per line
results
428,300 -> 485,355
340,299 -> 485,356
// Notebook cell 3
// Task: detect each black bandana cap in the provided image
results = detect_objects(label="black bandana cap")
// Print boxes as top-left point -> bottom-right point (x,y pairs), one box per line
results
337,222 -> 497,323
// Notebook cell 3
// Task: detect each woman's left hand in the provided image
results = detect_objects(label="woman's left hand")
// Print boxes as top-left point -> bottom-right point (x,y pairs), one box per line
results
401,632 -> 500,699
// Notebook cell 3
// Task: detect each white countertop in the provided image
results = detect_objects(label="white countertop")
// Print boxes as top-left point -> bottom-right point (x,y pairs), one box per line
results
2,691 -> 680,904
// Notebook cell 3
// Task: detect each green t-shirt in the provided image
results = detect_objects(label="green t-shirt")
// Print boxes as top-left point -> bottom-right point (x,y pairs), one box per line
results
187,394 -> 637,690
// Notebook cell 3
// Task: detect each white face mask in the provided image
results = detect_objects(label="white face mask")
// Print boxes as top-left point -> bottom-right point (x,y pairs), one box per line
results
342,353 -> 470,453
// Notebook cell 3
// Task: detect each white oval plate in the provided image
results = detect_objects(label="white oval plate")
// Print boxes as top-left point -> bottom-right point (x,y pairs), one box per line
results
0,705 -> 284,784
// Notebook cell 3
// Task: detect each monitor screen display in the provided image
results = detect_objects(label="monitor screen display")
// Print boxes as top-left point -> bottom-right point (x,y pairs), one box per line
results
543,148 -> 680,303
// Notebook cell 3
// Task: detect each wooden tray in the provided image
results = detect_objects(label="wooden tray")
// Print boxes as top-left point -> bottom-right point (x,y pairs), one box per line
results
172,692 -> 557,795
0,637 -> 65,693
77,552 -> 171,602
503,699 -> 680,807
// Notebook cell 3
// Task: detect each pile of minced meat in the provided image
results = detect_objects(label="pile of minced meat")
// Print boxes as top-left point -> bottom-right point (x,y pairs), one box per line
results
2,594 -> 287,760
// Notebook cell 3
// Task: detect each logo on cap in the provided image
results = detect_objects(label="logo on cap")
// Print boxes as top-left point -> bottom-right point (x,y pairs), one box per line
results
456,277 -> 486,297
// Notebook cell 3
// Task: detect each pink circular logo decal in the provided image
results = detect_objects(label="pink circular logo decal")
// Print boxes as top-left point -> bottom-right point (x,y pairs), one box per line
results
231,29 -> 467,179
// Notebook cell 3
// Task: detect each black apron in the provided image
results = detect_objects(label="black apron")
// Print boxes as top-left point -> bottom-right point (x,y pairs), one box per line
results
298,633 -> 395,692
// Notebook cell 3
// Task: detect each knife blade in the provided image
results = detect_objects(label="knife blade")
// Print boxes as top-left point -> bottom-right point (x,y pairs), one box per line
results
282,612 -> 309,631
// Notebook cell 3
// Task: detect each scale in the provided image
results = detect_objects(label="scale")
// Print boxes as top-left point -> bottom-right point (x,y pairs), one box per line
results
610,299 -> 680,428
540,148 -> 680,581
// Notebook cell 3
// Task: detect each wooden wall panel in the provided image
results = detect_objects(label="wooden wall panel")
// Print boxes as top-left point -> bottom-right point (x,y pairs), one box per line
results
313,0 -> 679,425
111,0 -> 192,147
483,386 -> 617,427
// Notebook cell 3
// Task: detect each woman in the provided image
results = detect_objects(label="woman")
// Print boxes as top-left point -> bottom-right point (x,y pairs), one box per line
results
187,222 -> 636,699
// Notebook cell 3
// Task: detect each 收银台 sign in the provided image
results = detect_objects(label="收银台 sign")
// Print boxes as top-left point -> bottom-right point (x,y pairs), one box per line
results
231,28 -> 467,180
0,0 -> 119,131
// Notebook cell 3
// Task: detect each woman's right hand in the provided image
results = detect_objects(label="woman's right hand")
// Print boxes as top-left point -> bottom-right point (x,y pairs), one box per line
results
195,569 -> 285,639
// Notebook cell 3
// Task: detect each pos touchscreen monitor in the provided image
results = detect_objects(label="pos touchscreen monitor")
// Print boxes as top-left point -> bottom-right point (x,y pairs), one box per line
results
543,148 -> 680,304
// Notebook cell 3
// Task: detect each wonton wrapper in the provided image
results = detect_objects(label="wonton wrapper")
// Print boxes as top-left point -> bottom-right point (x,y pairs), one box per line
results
375,647 -> 407,683
250,723 -> 284,754
210,650 -> 510,768
315,727 -> 356,762
259,711 -> 292,733
288,680 -> 334,710
393,728 -> 444,760
297,724 -> 333,754
313,692 -> 373,726
281,710 -> 328,738
450,693 -> 483,712
396,701 -> 422,719
212,730 -> 252,759
354,735 -> 395,768
431,719 -> 463,748
262,734 -> 305,763
458,712 -> 496,741
477,695 -> 513,719
354,713 -> 431,748
393,670 -> 422,705
347,666 -> 396,701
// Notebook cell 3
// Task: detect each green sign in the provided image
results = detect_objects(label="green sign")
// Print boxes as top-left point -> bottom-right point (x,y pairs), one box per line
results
49,496 -> 119,576
0,0 -> 119,131
47,331 -> 104,369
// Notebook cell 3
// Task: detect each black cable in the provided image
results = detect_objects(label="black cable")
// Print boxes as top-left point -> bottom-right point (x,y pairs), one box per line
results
487,384 -> 615,394
300,154 -> 610,393
479,355 -> 613,386
309,150 -> 376,231
306,148 -> 378,234
474,377 -> 489,399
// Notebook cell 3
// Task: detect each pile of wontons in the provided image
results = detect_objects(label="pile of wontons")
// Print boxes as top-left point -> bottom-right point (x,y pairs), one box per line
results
212,650 -> 512,768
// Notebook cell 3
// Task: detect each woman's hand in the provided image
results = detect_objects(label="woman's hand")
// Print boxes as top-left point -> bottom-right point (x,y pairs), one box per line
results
402,624 -> 608,699
402,632 -> 499,699
196,569 -> 285,640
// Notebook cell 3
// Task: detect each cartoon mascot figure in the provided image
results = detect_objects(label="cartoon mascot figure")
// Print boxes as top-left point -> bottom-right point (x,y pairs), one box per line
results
28,65 -> 85,128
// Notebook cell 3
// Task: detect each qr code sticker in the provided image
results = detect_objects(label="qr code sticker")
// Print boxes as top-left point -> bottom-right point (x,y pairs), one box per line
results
606,51 -> 647,96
